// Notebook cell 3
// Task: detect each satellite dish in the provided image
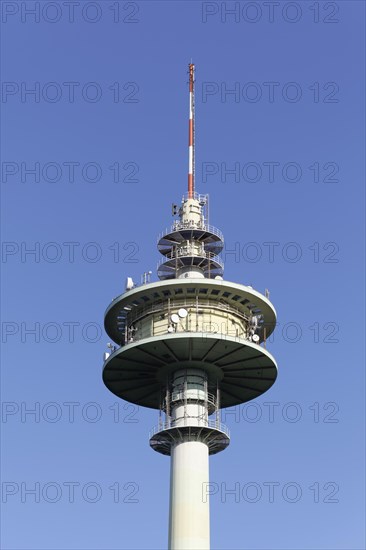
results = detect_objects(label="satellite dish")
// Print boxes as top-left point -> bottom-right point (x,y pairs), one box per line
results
167,325 -> 174,333
171,313 -> 180,324
178,308 -> 188,318
252,334 -> 260,343
215,276 -> 223,280
126,277 -> 135,290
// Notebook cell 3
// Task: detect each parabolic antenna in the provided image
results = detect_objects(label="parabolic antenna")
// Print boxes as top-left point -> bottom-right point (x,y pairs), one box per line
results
178,308 -> 188,318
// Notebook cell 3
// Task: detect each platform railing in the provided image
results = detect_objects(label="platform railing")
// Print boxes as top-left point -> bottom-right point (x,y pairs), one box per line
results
157,249 -> 224,269
168,390 -> 217,410
149,418 -> 230,439
157,221 -> 224,244
181,191 -> 208,204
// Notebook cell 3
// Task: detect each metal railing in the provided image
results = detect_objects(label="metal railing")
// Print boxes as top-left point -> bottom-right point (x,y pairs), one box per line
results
149,419 -> 230,439
169,390 -> 216,408
182,191 -> 208,204
158,221 -> 224,243
157,249 -> 224,269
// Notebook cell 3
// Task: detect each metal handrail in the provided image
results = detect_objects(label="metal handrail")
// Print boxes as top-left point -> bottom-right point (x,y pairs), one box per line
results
149,419 -> 230,439
169,390 -> 216,408
181,192 -> 208,204
158,221 -> 224,244
158,250 -> 224,269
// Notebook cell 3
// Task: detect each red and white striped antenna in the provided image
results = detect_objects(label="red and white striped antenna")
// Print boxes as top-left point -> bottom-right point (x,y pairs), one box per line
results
188,62 -> 195,199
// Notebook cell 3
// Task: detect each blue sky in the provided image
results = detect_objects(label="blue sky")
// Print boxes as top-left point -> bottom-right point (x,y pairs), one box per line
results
1,1 -> 365,549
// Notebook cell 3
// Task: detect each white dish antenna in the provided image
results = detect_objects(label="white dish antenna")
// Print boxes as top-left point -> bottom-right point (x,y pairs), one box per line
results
252,334 -> 260,343
171,313 -> 180,324
178,308 -> 188,318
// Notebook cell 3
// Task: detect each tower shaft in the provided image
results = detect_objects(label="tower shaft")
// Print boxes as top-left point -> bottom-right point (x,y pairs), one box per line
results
151,367 -> 226,548
169,440 -> 209,550
168,368 -> 210,549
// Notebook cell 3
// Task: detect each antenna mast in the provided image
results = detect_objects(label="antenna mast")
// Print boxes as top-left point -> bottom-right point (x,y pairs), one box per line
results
188,63 -> 195,199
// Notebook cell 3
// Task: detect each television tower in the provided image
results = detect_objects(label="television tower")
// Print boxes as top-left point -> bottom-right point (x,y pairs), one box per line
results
103,63 -> 277,550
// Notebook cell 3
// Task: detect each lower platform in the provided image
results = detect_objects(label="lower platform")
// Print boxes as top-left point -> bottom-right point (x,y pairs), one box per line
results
149,421 -> 230,456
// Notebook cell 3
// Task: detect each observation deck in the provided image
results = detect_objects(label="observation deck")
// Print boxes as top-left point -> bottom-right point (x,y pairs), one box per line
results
103,278 -> 277,410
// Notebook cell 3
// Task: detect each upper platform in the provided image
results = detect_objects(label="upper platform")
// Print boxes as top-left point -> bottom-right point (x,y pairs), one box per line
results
157,250 -> 224,280
104,278 -> 276,346
158,221 -> 224,256
157,192 -> 225,281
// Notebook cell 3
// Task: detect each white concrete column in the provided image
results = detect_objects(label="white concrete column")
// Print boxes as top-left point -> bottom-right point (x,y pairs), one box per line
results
168,440 -> 210,550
